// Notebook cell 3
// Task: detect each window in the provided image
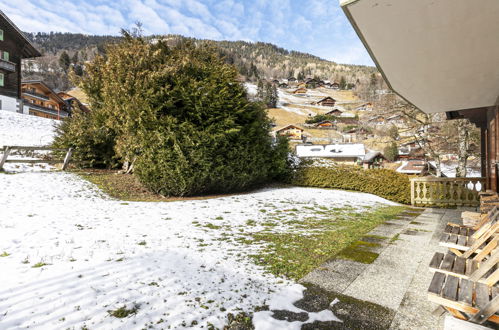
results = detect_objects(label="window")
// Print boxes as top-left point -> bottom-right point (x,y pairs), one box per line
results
3,51 -> 8,61
0,29 -> 3,41
0,73 -> 4,87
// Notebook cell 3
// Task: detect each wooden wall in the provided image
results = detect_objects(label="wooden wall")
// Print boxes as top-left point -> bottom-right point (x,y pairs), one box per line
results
0,19 -> 23,98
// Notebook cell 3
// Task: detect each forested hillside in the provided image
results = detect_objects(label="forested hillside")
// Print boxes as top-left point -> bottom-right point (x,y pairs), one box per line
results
22,32 -> 381,92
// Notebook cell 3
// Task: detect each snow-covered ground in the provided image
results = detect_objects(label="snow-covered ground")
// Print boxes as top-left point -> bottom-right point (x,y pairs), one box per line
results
0,109 -> 397,329
0,173 -> 396,329
0,110 -> 56,147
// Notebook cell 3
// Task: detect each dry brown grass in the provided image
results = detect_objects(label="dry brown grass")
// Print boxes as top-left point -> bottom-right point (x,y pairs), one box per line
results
267,108 -> 307,127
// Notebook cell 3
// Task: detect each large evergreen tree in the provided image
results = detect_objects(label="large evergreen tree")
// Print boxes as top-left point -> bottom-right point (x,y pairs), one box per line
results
54,33 -> 290,196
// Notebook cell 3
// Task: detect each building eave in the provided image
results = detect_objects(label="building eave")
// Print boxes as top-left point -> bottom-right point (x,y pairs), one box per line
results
340,0 -> 499,114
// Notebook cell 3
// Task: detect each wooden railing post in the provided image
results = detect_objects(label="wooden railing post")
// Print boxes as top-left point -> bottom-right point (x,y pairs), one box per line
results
62,148 -> 73,171
0,146 -> 10,171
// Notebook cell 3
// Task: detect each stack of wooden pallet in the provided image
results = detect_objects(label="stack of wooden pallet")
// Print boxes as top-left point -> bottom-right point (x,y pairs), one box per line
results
480,193 -> 499,214
427,206 -> 499,325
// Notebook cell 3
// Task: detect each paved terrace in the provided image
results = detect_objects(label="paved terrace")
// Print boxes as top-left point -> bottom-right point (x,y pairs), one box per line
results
271,208 -> 494,329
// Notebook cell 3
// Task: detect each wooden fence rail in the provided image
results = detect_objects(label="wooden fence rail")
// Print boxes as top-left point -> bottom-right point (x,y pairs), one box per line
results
410,177 -> 486,207
0,146 -> 73,171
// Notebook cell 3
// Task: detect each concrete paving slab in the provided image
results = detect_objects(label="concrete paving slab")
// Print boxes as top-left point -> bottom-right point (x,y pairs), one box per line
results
300,259 -> 368,293
343,263 -> 415,310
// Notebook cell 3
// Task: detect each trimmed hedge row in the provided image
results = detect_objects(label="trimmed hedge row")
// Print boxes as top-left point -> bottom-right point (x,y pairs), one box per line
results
292,165 -> 411,204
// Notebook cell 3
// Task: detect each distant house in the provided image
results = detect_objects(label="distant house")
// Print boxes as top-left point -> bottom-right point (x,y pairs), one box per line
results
21,81 -> 69,119
316,96 -> 336,107
356,102 -> 373,111
275,125 -> 304,140
325,109 -> 343,116
305,78 -> 318,88
362,151 -> 386,169
57,91 -> 90,114
295,143 -> 366,164
368,115 -> 386,125
288,77 -> 297,83
278,82 -> 289,89
272,79 -> 280,85
331,82 -> 340,90
397,160 -> 440,176
293,87 -> 307,95
315,120 -> 336,129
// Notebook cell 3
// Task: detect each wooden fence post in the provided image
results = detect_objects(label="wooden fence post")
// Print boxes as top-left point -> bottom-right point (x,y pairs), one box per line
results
0,146 -> 11,171
62,148 -> 73,171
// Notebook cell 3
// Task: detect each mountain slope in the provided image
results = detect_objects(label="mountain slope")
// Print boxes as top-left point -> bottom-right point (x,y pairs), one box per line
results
22,32 -> 380,91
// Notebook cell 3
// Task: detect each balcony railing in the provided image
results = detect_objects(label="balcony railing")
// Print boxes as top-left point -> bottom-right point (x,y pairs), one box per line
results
22,90 -> 50,101
0,59 -> 16,72
23,99 -> 68,117
410,177 -> 486,207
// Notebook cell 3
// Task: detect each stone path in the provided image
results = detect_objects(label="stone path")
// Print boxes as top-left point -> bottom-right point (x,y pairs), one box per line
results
299,207 -> 494,329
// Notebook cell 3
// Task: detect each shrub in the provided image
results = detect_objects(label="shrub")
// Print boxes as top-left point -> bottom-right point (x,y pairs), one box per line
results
55,32 -> 290,196
52,108 -> 118,168
292,165 -> 411,204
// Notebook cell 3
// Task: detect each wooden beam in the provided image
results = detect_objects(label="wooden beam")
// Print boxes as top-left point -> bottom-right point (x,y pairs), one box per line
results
62,148 -> 73,171
0,146 -> 11,170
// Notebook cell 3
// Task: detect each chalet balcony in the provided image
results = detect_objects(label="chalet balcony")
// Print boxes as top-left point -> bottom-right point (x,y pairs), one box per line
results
0,58 -> 16,72
22,90 -> 50,101
410,177 -> 486,208
22,99 -> 68,117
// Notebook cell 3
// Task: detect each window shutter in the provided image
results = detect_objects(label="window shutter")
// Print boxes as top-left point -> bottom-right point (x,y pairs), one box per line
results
0,29 -> 3,41
3,51 -> 9,61
0,73 -> 4,86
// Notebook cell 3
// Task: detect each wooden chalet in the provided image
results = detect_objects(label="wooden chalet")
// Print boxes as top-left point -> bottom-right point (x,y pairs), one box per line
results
363,151 -> 386,169
356,102 -> 373,111
316,96 -> 336,107
292,87 -> 307,95
22,81 -> 68,119
274,125 -> 304,140
271,79 -> 280,85
57,91 -> 90,114
325,109 -> 343,116
278,82 -> 289,89
331,82 -> 340,90
315,120 -> 336,129
0,10 -> 41,106
288,77 -> 296,82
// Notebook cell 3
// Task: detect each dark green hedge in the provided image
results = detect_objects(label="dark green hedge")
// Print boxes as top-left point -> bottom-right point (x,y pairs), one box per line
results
292,166 -> 411,204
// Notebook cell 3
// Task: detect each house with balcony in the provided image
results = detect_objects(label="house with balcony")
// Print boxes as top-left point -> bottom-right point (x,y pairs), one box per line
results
22,81 -> 69,119
0,10 -> 41,113
341,0 -> 499,325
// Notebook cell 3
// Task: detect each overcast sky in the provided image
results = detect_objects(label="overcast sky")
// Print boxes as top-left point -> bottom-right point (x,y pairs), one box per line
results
0,0 -> 373,66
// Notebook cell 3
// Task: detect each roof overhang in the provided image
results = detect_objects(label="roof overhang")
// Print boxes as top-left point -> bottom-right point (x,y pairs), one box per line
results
0,10 -> 41,58
340,0 -> 499,114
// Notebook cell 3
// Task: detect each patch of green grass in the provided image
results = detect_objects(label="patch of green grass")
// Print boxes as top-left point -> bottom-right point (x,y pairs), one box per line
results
32,262 -> 49,268
0,251 -> 10,257
249,206 -> 406,279
108,304 -> 139,318
204,223 -> 222,230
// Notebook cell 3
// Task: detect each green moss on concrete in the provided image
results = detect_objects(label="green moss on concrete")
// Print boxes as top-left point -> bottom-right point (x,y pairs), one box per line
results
336,240 -> 381,264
